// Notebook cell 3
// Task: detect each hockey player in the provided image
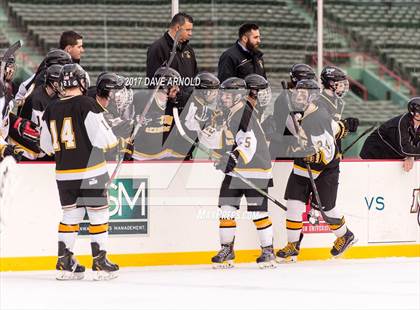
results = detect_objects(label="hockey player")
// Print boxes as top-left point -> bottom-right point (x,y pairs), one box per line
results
276,79 -> 356,263
360,97 -> 420,172
93,72 -> 133,140
8,50 -> 72,160
267,64 -> 316,159
31,64 -> 62,127
211,77 -> 276,268
40,63 -> 119,280
2,55 -> 18,103
183,71 -> 225,152
131,67 -> 184,161
0,90 -> 23,162
244,74 -> 271,121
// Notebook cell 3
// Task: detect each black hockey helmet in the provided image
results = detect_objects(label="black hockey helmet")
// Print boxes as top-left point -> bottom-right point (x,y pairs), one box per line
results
245,74 -> 271,108
220,77 -> 247,90
45,49 -> 72,68
296,79 -> 320,90
320,66 -> 349,98
96,72 -> 125,98
153,67 -> 181,90
219,77 -> 246,109
245,74 -> 268,90
195,72 -> 220,89
290,64 -> 316,85
193,72 -> 220,105
3,55 -> 16,81
45,64 -> 62,90
292,79 -> 320,111
408,97 -> 420,116
59,63 -> 89,94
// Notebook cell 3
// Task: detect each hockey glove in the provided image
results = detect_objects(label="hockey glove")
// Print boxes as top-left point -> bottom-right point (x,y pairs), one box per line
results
194,102 -> 209,122
0,144 -> 23,162
344,117 -> 359,133
215,150 -> 239,174
211,110 -> 225,129
303,148 -> 322,164
13,117 -> 40,143
118,137 -> 134,161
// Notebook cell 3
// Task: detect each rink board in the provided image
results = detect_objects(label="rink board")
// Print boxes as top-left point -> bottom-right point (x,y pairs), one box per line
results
0,160 -> 419,271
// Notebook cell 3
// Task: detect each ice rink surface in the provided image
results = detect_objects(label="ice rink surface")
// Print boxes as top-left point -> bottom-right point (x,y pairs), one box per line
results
1,257 -> 419,310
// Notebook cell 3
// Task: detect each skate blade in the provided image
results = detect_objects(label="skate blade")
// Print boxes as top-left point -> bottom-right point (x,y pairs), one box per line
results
212,260 -> 234,269
332,237 -> 358,259
56,270 -> 85,281
93,270 -> 119,281
275,256 -> 297,264
258,260 -> 277,269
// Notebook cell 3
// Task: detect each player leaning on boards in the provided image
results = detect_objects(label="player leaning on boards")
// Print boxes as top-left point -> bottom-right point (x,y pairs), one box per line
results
40,64 -> 119,281
212,75 -> 276,269
131,67 -> 183,161
8,50 -> 72,161
276,79 -> 357,263
88,72 -> 134,160
266,64 -> 316,159
360,97 -> 420,172
183,72 -> 226,152
217,23 -> 266,83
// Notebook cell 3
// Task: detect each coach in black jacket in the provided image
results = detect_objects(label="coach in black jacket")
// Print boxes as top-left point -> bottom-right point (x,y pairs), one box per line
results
218,23 -> 266,83
360,97 -> 420,172
146,12 -> 198,108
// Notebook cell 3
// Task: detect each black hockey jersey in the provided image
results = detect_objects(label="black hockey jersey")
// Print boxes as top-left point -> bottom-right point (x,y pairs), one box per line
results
40,95 -> 117,181
360,113 -> 420,159
31,85 -> 57,126
132,91 -> 186,160
291,105 -> 338,179
225,100 -> 273,188
317,90 -> 345,122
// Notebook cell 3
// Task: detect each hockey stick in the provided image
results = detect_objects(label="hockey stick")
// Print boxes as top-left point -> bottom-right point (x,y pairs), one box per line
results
173,107 -> 287,212
281,80 -> 341,225
341,124 -> 376,156
107,30 -> 183,189
0,40 -> 23,92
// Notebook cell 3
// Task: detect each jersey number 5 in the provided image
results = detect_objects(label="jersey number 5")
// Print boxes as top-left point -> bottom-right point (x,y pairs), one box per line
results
50,117 -> 76,151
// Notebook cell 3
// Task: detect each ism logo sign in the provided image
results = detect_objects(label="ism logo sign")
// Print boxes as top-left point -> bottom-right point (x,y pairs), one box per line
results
80,178 -> 149,236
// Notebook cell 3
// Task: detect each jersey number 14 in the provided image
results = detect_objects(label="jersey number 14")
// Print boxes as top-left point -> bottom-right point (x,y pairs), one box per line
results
50,117 -> 76,151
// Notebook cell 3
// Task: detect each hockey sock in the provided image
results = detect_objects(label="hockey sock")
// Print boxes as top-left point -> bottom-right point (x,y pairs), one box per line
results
87,207 -> 110,251
58,207 -> 86,250
219,205 -> 237,244
286,200 -> 306,243
324,208 -> 347,237
252,212 -> 273,247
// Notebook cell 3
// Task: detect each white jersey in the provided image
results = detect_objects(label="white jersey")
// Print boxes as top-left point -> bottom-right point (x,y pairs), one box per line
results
184,101 -> 224,150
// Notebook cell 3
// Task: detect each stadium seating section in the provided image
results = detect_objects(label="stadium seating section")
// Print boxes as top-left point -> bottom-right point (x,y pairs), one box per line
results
3,0 -> 347,85
1,0 -> 412,126
310,0 -> 420,91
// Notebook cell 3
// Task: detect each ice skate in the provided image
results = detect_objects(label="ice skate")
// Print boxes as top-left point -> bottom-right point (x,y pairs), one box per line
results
56,241 -> 85,281
91,242 -> 119,280
256,245 -> 276,269
211,242 -> 235,269
331,229 -> 357,258
276,241 -> 300,263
